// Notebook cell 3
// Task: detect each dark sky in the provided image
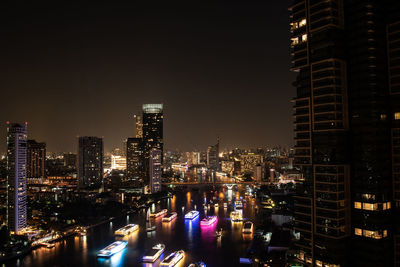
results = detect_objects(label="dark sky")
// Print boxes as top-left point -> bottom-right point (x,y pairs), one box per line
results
0,1 -> 295,153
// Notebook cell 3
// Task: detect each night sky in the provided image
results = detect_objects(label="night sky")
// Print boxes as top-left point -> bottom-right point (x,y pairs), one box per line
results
0,1 -> 295,153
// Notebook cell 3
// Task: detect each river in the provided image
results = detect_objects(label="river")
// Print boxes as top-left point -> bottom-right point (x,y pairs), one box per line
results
7,186 -> 266,267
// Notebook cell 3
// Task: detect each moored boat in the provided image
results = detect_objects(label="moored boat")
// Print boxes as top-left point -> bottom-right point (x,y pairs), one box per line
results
114,224 -> 139,236
142,243 -> 165,263
160,250 -> 184,266
150,209 -> 168,218
230,211 -> 243,222
162,212 -> 177,222
242,221 -> 253,234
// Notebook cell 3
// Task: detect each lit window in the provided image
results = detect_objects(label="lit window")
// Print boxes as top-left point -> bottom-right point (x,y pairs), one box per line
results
302,34 -> 308,42
395,112 -> 400,120
291,37 -> 299,46
363,230 -> 374,238
383,230 -> 388,237
354,202 -> 362,209
299,252 -> 305,261
363,203 -> 378,211
380,114 -> 387,120
354,228 -> 362,236
299,19 -> 307,27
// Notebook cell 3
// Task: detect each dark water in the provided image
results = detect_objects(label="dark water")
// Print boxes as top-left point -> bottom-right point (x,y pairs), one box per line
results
7,187 -> 263,267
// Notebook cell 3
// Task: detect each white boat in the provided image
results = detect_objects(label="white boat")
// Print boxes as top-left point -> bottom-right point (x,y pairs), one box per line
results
185,210 -> 200,220
214,203 -> 219,208
200,216 -> 217,226
230,211 -> 243,221
142,243 -> 165,263
97,241 -> 128,257
162,212 -> 177,222
242,221 -> 253,234
223,203 -> 228,208
150,209 -> 168,218
114,224 -> 139,236
160,250 -> 184,266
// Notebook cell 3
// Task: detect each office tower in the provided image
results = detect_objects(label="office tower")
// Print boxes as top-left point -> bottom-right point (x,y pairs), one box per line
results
27,140 -> 46,181
290,1 -> 399,266
77,136 -> 103,188
142,104 -> 163,183
126,138 -> 144,182
149,149 -> 162,193
6,122 -> 27,234
134,114 -> 143,138
207,140 -> 220,171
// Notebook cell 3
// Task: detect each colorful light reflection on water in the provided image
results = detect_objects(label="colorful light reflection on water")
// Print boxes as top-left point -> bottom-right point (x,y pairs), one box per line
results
8,186 -> 263,267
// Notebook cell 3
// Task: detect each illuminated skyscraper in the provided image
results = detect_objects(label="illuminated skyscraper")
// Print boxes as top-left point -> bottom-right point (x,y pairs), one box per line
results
134,114 -> 143,138
142,104 -> 163,184
78,136 -> 103,188
290,1 -> 400,266
6,122 -> 27,234
126,138 -> 144,182
207,140 -> 219,171
149,149 -> 162,193
27,140 -> 46,182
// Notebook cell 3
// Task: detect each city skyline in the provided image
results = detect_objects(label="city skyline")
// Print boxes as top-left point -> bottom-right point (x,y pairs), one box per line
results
0,1 -> 295,153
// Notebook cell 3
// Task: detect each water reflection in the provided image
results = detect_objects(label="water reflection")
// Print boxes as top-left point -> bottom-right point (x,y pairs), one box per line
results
8,185 -> 263,267
97,249 -> 126,267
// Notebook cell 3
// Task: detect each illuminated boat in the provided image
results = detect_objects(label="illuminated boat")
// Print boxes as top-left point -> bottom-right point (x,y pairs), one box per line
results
142,243 -> 165,263
230,211 -> 243,221
214,203 -> 219,208
114,224 -> 139,236
235,201 -> 243,209
160,250 -> 184,266
223,203 -> 228,208
162,212 -> 177,222
242,221 -> 253,234
200,216 -> 217,226
150,209 -> 168,218
97,241 -> 128,257
185,210 -> 200,220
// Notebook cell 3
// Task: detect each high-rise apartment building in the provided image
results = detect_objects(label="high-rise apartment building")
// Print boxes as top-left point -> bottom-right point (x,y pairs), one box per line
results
126,138 -> 144,182
78,136 -> 103,188
142,104 -> 163,183
27,140 -> 46,181
6,122 -> 27,234
149,149 -> 162,193
290,1 -> 400,266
